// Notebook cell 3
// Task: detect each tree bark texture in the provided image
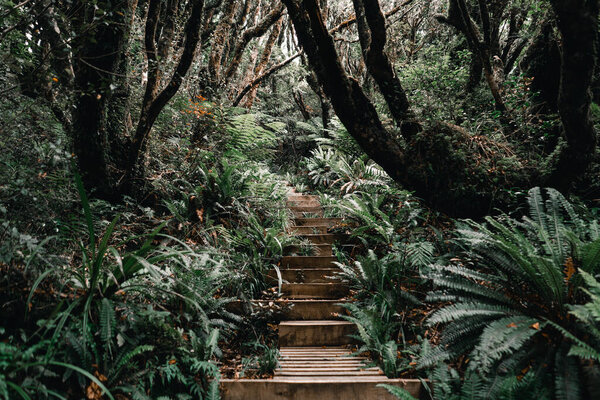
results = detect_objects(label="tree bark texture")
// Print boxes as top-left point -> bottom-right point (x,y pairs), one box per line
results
224,2 -> 285,81
71,1 -> 132,199
126,0 -> 205,187
243,15 -> 284,107
282,0 -> 408,183
546,0 -> 599,190
352,0 -> 420,137
208,0 -> 237,84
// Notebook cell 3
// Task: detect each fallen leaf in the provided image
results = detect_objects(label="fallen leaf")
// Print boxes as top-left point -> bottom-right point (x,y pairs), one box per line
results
564,257 -> 576,283
530,322 -> 540,330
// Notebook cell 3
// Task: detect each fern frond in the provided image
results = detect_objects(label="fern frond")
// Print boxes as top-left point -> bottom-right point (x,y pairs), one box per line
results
377,384 -> 417,400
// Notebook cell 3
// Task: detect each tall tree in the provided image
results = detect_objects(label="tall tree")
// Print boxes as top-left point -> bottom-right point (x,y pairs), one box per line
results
282,0 -> 599,216
546,0 -> 599,189
126,0 -> 205,186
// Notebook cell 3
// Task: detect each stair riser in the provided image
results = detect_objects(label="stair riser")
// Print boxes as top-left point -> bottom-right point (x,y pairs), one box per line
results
281,256 -> 337,268
288,200 -> 321,208
282,284 -> 349,299
279,324 -> 356,347
269,268 -> 340,283
287,195 -> 319,201
275,370 -> 382,376
283,302 -> 345,320
288,226 -> 328,235
284,245 -> 333,257
298,234 -> 343,245
293,218 -> 342,227
220,380 -> 423,400
292,210 -> 324,218
225,301 -> 344,320
290,205 -> 323,212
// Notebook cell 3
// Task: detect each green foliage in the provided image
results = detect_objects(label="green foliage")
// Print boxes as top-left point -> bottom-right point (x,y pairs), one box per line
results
335,190 -> 422,248
240,343 -> 280,377
224,111 -> 284,161
421,187 -> 600,399
304,147 -> 391,194
341,302 -> 418,378
552,271 -> 600,362
377,384 -> 417,400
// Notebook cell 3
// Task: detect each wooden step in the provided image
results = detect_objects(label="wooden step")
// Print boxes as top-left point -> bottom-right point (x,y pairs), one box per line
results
293,218 -> 343,227
298,234 -> 343,244
220,378 -> 423,400
287,195 -> 319,201
284,244 -> 333,257
226,299 -> 346,320
275,369 -> 382,376
284,300 -> 345,320
282,283 -> 349,299
288,200 -> 321,208
290,205 -> 323,212
279,320 -> 356,347
269,268 -> 340,283
281,256 -> 337,268
279,360 -> 366,366
288,226 -> 329,235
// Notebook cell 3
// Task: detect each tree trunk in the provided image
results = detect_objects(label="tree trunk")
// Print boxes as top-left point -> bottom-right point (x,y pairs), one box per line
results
546,0 -> 599,190
282,0 -> 408,181
224,3 -> 285,81
208,0 -> 237,86
125,0 -> 205,189
521,18 -> 561,113
243,15 -> 284,107
71,1 -> 132,199
352,0 -> 421,137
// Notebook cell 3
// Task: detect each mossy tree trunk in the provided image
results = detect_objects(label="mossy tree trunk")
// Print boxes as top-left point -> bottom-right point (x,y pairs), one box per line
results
283,0 -> 599,217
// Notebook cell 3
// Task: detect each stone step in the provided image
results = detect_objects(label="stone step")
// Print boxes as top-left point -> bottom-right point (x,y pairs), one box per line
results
220,378 -> 423,400
284,244 -> 333,257
288,226 -> 329,235
269,268 -> 340,283
293,218 -> 343,227
282,283 -> 349,299
281,256 -> 337,268
279,320 -> 356,347
297,234 -> 343,244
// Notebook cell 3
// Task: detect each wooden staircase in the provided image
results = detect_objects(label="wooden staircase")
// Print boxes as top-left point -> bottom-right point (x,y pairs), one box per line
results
221,193 -> 422,399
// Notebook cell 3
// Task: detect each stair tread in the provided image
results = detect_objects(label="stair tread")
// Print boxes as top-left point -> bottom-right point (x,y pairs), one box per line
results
280,320 -> 353,326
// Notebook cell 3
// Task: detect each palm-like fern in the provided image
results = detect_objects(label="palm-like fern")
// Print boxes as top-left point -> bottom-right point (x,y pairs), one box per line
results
304,146 -> 391,193
341,302 -> 408,378
421,187 -> 600,399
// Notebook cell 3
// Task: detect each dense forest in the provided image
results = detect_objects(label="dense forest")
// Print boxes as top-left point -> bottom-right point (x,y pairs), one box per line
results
1,0 -> 600,398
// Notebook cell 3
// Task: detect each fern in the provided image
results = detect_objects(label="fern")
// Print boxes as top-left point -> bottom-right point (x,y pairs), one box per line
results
205,379 -> 220,400
423,187 -> 600,398
377,384 -> 417,400
99,298 -> 116,344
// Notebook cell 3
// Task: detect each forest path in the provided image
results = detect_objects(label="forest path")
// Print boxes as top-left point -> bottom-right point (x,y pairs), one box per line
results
220,192 -> 422,399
